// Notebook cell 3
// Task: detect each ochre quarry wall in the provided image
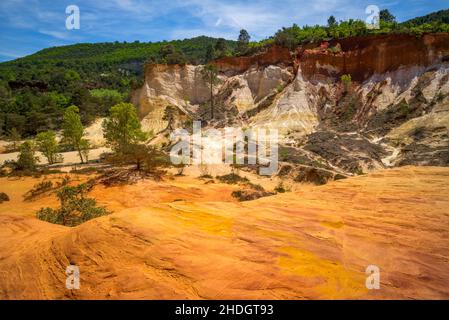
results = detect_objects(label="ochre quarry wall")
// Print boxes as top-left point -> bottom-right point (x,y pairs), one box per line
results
299,33 -> 449,82
134,33 -> 449,140
212,45 -> 293,75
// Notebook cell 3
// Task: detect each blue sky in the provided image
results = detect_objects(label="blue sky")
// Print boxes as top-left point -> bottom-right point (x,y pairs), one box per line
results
0,0 -> 448,62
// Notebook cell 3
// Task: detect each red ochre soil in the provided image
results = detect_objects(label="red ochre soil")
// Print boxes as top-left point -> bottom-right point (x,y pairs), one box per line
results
0,166 -> 449,299
300,33 -> 449,82
212,33 -> 449,82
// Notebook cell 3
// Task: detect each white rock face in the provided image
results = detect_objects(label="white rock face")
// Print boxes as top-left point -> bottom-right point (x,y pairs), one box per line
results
145,64 -> 211,105
250,72 -> 319,135
133,64 -> 212,133
222,66 -> 294,114
244,66 -> 293,102
135,64 -> 295,133
358,65 -> 449,115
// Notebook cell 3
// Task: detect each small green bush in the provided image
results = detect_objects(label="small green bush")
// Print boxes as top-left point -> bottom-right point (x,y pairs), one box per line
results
24,180 -> 53,201
231,189 -> 274,201
36,183 -> 109,226
340,74 -> 352,92
216,173 -> 249,184
328,43 -> 342,54
274,181 -> 286,193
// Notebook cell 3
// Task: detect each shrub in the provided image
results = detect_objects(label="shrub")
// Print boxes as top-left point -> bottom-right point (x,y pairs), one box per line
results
274,181 -> 286,193
294,167 -> 333,185
199,163 -> 210,177
36,183 -> 109,226
0,192 -> 9,203
231,189 -> 274,201
174,163 -> 186,176
24,176 -> 71,201
216,173 -> 249,184
24,180 -> 53,201
15,141 -> 39,173
340,74 -> 352,92
328,43 -> 342,54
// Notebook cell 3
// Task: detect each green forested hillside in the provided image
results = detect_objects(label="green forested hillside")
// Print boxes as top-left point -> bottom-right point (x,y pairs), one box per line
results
403,9 -> 449,25
0,36 -> 236,137
0,36 -> 236,84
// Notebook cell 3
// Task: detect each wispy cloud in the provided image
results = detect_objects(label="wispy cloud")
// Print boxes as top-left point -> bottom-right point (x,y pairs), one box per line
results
0,50 -> 25,58
38,29 -> 79,40
0,0 -> 448,62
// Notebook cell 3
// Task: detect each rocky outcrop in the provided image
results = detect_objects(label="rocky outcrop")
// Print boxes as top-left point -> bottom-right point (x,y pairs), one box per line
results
134,33 -> 449,173
299,33 -> 449,82
134,62 -> 295,132
213,45 -> 293,75
249,73 -> 319,135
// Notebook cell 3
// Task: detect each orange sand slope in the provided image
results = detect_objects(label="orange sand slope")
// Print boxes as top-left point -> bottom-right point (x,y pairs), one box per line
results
0,166 -> 449,299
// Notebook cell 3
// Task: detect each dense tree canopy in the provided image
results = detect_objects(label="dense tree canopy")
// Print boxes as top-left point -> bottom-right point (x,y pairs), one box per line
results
0,37 -> 236,137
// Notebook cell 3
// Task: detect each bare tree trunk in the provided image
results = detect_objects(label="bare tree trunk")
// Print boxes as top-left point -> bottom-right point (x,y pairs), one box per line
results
77,147 -> 84,164
210,79 -> 214,119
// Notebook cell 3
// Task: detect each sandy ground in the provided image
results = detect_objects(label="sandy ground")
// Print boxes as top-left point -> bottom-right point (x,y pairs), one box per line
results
0,166 -> 449,299
0,147 -> 110,168
0,118 -> 107,165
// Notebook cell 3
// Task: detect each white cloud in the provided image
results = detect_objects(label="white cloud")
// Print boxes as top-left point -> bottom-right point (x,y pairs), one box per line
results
176,0 -> 372,39
38,29 -> 80,40
0,50 -> 25,58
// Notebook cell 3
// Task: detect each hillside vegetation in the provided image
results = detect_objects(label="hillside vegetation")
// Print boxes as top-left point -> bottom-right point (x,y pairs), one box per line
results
0,9 -> 448,138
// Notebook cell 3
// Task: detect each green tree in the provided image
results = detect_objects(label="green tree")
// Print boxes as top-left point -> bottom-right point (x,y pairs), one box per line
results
214,38 -> 228,58
160,44 -> 176,57
237,29 -> 251,54
102,102 -> 147,154
35,130 -> 61,164
201,64 -> 220,119
160,44 -> 186,65
62,105 -> 89,164
120,143 -> 150,171
328,15 -> 337,28
380,9 -> 396,23
16,140 -> 38,171
65,70 -> 81,82
8,127 -> 21,151
205,44 -> 215,62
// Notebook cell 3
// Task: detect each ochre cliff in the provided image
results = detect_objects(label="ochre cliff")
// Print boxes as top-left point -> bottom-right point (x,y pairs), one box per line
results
134,33 -> 449,172
212,45 -> 293,75
299,33 -> 449,82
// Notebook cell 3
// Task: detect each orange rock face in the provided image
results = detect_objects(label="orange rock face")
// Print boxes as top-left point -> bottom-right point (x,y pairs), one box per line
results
1,166 -> 449,299
299,33 -> 449,82
212,45 -> 293,75
210,33 -> 449,82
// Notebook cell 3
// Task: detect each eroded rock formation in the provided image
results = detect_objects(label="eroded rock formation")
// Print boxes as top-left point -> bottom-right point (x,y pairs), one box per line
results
133,33 -> 449,174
